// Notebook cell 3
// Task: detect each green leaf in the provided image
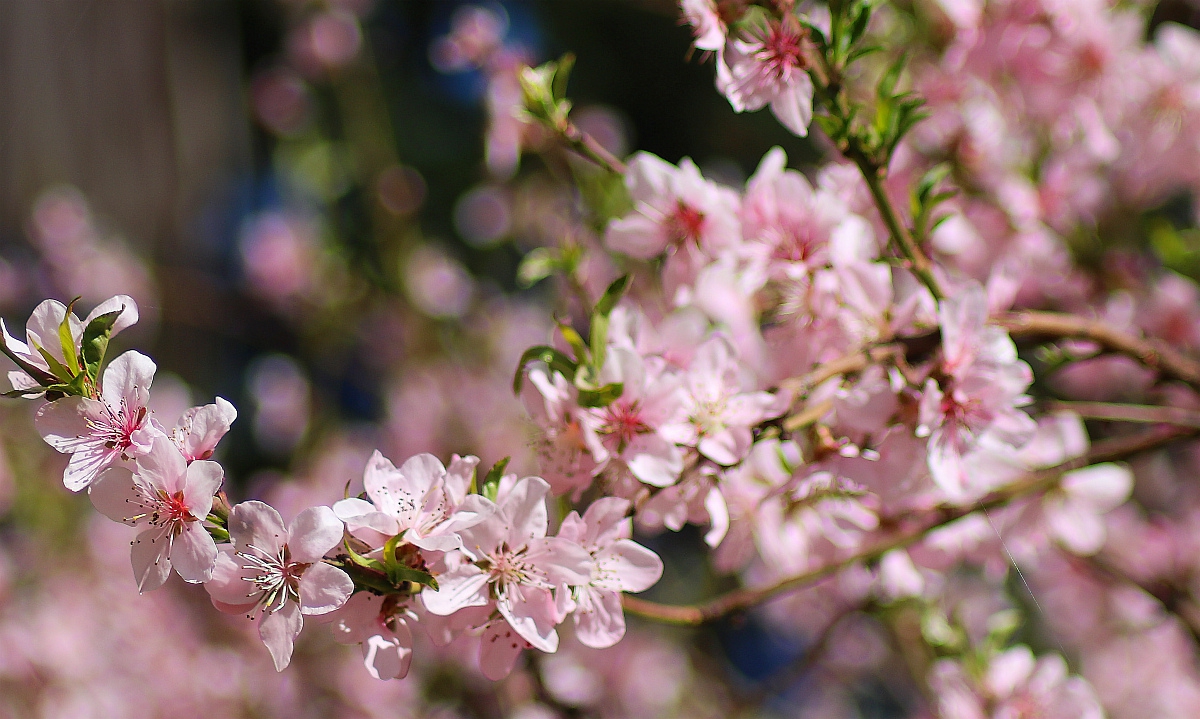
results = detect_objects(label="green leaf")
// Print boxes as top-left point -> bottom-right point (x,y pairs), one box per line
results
558,323 -> 590,364
847,0 -> 873,46
512,345 -> 579,394
35,343 -> 75,384
551,53 -> 575,103
576,381 -> 624,408
480,456 -> 510,503
594,274 -> 631,317
58,297 -> 81,375
590,313 -> 610,375
517,248 -> 559,288
389,566 -> 438,590
877,53 -> 907,101
80,309 -> 122,385
2,387 -> 47,398
344,538 -> 388,574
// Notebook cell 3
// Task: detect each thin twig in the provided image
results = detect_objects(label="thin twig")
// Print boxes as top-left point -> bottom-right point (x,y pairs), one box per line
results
560,122 -> 627,175
623,425 -> 1195,626
998,310 -> 1200,391
1046,400 -> 1200,429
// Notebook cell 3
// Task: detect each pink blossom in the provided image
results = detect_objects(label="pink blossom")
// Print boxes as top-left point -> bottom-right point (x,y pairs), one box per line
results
717,16 -> 815,136
522,365 -> 598,498
422,476 -> 592,676
88,435 -> 223,591
333,450 -> 492,552
169,397 -> 237,462
35,350 -> 158,491
557,497 -> 663,648
919,284 -> 1036,499
324,592 -> 416,680
680,0 -> 728,52
659,337 -> 779,465
605,153 -> 740,277
205,501 -> 353,671
2,295 -> 139,395
1042,462 -> 1133,556
930,646 -> 1105,719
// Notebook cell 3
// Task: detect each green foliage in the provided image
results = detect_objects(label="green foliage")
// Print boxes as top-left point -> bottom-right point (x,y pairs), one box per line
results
520,54 -> 576,132
512,274 -> 631,408
479,456 -> 510,503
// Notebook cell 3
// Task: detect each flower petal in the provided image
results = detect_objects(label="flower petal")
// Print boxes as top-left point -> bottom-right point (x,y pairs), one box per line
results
100,350 -> 155,416
362,623 -> 413,680
574,590 -> 626,649
228,500 -> 288,556
422,563 -> 490,616
595,540 -> 664,593
131,527 -> 173,593
183,460 -> 223,520
171,522 -> 219,583
259,601 -> 304,671
479,621 -> 527,681
298,561 -> 353,615
287,505 -> 345,564
88,467 -> 139,524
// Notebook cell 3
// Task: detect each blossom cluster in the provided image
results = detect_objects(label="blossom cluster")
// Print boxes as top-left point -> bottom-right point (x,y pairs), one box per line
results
2,295 -> 662,680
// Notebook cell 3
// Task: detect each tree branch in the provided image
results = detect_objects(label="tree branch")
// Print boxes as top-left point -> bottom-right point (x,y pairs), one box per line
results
998,310 -> 1200,391
1045,400 -> 1200,429
623,425 -> 1195,626
559,122 -> 627,175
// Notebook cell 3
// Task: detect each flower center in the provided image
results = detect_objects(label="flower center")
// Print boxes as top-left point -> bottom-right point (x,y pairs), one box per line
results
239,543 -> 306,614
599,400 -> 650,452
666,201 -> 706,247
756,21 -> 808,82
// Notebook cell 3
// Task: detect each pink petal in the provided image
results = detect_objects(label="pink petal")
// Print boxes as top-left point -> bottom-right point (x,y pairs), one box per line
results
525,537 -> 593,586
422,564 -> 490,616
205,548 -> 258,609
136,435 -> 188,495
100,350 -> 155,416
443,454 -> 480,505
499,476 -> 550,541
398,453 -> 446,497
579,497 -> 632,548
88,467 -> 139,524
363,450 -> 421,527
574,590 -> 626,649
496,586 -> 559,653
176,397 -> 237,461
36,397 -> 103,452
595,540 -> 664,593
25,300 -> 71,364
63,446 -> 120,492
131,527 -> 172,593
171,522 -> 219,583
625,434 -> 684,488
183,460 -> 223,519
228,500 -> 288,556
298,561 -> 353,615
362,623 -> 413,680
328,592 -> 383,645
768,73 -> 814,137
479,621 -> 527,681
287,505 -> 345,564
259,601 -> 303,671
83,295 -> 139,336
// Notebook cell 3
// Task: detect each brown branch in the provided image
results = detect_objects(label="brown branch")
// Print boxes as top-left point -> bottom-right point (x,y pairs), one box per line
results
998,311 -> 1200,391
623,425 -> 1195,626
1045,400 -> 1200,429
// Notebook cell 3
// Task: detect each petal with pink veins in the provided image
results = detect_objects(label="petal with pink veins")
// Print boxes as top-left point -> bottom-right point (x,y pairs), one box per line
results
287,505 -> 344,564
171,522 -> 218,583
259,600 -> 304,671
298,561 -> 353,615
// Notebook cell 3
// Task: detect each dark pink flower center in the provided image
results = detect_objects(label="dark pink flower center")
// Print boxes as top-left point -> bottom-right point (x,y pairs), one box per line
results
599,400 -> 651,451
666,201 -> 706,246
756,22 -> 808,82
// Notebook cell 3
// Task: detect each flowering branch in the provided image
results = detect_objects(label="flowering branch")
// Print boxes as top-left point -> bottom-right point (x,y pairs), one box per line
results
622,425 -> 1194,626
998,310 -> 1200,390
